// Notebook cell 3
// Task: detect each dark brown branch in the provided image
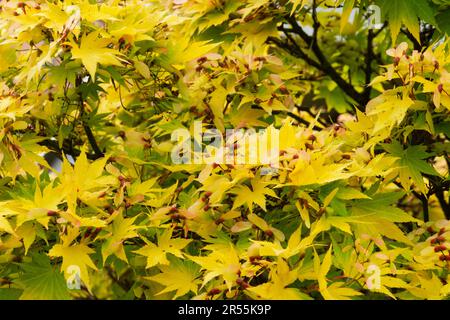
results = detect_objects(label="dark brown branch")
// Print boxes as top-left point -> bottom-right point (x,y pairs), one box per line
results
363,29 -> 374,104
420,194 -> 430,222
282,14 -> 366,110
268,36 -> 321,70
76,76 -> 104,160
427,175 -> 450,220
400,28 -> 421,51
83,123 -> 104,159
38,139 -> 100,161
392,180 -> 430,221
435,189 -> 450,220
251,105 -> 322,130
373,22 -> 387,37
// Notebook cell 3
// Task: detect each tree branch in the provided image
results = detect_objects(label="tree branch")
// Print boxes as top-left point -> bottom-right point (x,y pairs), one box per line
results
363,28 -> 374,105
39,139 -> 100,161
282,12 -> 366,110
76,76 -> 104,160
268,35 -> 322,70
392,180 -> 430,221
400,28 -> 421,51
435,189 -> 450,220
251,105 -> 323,130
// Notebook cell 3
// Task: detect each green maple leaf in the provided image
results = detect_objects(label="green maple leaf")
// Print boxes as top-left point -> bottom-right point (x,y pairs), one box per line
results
146,256 -> 201,299
351,192 -> 421,223
379,0 -> 436,43
16,254 -> 71,300
384,141 -> 439,194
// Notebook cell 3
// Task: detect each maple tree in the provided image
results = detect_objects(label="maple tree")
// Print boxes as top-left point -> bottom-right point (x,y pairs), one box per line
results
0,0 -> 449,300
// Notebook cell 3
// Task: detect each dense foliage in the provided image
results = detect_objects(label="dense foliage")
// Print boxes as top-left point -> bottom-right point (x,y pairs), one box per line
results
0,0 -> 449,300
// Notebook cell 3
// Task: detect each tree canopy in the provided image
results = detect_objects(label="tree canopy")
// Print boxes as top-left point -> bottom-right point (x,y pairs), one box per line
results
0,0 -> 449,300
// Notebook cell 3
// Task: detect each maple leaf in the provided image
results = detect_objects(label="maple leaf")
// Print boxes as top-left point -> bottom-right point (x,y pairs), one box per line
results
313,245 -> 362,300
59,148 -> 115,213
247,213 -> 285,242
252,226 -> 310,259
101,212 -> 139,263
230,177 -> 278,213
2,182 -> 64,231
383,141 -> 439,194
187,245 -> 241,292
146,256 -> 201,299
409,273 -> 449,300
69,31 -> 124,79
246,258 -> 311,300
16,254 -> 70,300
134,228 -> 191,268
289,153 -> 351,186
380,0 -> 436,43
48,227 -> 97,290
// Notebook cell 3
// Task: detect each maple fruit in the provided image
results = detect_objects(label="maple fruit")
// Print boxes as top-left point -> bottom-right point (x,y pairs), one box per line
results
0,0 -> 449,300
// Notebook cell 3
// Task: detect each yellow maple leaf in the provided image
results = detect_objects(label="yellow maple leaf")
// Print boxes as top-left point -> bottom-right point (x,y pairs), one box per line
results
187,245 -> 241,292
246,258 -> 311,300
69,31 -> 124,79
60,148 -> 115,212
231,177 -> 278,212
101,212 -> 139,263
134,228 -> 191,268
48,227 -> 97,290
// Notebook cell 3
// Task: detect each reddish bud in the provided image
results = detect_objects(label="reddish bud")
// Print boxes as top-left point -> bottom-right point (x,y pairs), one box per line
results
264,229 -> 274,237
249,255 -> 261,263
47,210 -> 57,217
394,56 -> 400,66
305,142 -> 314,150
434,61 -> 440,70
197,57 -> 207,64
342,154 -> 351,160
170,213 -> 185,220
207,288 -> 221,296
279,85 -> 289,94
236,278 -> 249,289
